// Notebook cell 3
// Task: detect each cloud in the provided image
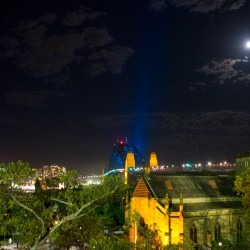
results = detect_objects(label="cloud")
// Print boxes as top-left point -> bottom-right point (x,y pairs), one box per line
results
38,13 -> 57,23
188,81 -> 207,91
148,0 -> 167,12
197,58 -> 250,85
148,0 -> 246,13
62,7 -> 104,26
95,111 -> 250,133
87,46 -> 134,76
228,0 -> 246,10
86,62 -> 108,77
0,7 -> 134,80
17,33 -> 85,76
84,27 -> 113,47
4,90 -> 65,107
94,111 -> 250,152
0,36 -> 20,58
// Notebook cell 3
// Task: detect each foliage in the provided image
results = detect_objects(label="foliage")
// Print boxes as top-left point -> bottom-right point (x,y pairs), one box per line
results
234,165 -> 250,221
163,239 -> 196,250
211,239 -> 233,250
0,160 -> 34,187
0,189 -> 12,239
52,215 -> 102,249
234,231 -> 250,250
131,214 -> 196,250
35,178 -> 42,193
128,214 -> 162,250
0,161 -> 127,250
136,223 -> 160,250
89,234 -> 133,250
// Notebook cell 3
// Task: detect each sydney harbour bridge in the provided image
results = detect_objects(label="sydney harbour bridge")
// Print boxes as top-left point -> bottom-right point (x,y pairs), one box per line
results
104,140 -> 157,177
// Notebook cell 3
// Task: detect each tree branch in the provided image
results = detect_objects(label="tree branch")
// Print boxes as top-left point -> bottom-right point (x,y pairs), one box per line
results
8,194 -> 45,250
38,185 -> 119,246
50,197 -> 74,207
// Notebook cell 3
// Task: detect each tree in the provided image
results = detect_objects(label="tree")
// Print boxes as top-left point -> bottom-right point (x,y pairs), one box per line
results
51,215 -> 102,249
211,239 -> 233,250
89,233 -> 133,250
164,239 -> 196,250
234,165 -> 250,221
0,191 -> 12,241
234,165 -> 250,247
0,161 -> 127,250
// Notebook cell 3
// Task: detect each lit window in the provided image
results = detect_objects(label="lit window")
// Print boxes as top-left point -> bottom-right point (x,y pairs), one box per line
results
209,180 -> 217,190
165,180 -> 173,189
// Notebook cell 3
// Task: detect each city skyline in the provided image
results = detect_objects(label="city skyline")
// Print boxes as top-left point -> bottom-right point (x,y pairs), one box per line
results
1,0 -> 250,174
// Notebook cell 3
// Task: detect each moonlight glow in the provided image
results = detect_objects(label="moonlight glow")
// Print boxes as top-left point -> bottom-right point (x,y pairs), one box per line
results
246,41 -> 250,48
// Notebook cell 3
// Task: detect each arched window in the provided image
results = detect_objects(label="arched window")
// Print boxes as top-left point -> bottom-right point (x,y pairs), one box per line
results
214,222 -> 221,241
237,219 -> 243,243
190,223 -> 197,243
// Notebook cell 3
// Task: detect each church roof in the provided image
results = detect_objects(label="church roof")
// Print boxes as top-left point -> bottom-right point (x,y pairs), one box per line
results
132,174 -> 243,212
144,175 -> 237,199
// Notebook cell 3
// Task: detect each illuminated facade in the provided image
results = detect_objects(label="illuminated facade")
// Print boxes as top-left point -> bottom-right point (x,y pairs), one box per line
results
37,165 -> 66,189
149,152 -> 158,168
127,174 -> 247,248
38,165 -> 66,180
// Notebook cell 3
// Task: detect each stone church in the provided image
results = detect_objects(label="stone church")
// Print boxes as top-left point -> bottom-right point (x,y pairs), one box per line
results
126,173 -> 248,249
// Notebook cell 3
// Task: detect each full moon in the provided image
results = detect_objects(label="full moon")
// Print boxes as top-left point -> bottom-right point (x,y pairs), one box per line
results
246,41 -> 250,48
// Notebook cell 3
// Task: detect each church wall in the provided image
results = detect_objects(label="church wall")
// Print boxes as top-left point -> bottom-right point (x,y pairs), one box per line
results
129,196 -> 184,246
183,209 -> 246,247
170,212 -> 184,244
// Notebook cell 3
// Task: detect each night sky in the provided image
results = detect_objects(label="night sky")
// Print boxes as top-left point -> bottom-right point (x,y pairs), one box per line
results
1,0 -> 250,174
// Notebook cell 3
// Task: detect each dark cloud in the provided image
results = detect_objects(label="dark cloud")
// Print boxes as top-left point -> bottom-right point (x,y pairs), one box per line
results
4,90 -> 65,107
148,0 -> 246,13
0,7 -> 134,80
148,0 -> 167,12
86,62 -> 108,77
197,58 -> 250,85
18,33 -> 85,76
0,36 -> 20,58
94,111 -> 250,152
62,7 -> 104,26
229,0 -> 246,10
84,27 -> 113,47
95,111 -> 250,132
188,82 -> 207,92
87,46 -> 134,76
38,13 -> 57,23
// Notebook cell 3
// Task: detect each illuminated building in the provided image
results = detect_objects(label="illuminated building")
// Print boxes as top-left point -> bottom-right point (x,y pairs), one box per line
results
38,165 -> 66,180
104,142 -> 248,247
124,151 -> 249,248
37,165 -> 66,189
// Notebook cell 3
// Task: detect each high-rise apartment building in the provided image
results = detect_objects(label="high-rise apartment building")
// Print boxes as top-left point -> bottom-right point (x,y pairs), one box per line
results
37,165 -> 66,180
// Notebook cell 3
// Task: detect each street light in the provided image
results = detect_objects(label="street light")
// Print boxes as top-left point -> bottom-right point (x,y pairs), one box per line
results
218,241 -> 222,247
